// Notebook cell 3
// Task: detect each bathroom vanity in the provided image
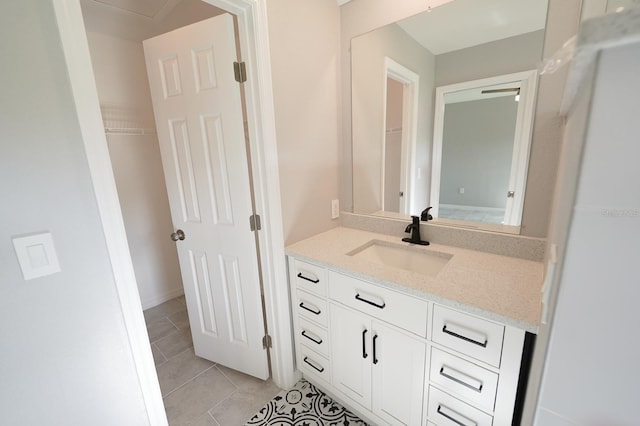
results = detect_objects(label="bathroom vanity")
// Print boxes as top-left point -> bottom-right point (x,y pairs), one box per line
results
286,226 -> 543,426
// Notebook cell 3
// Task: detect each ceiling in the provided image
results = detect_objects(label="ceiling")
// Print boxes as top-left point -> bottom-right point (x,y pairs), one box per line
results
397,0 -> 548,55
81,0 -> 547,53
80,0 -> 224,42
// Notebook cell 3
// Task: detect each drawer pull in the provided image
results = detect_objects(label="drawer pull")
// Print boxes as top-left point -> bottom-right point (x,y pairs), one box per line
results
437,404 -> 477,426
297,272 -> 319,284
439,366 -> 483,392
362,329 -> 368,359
299,302 -> 321,315
442,323 -> 488,348
303,356 -> 325,373
355,293 -> 386,309
372,334 -> 379,365
301,330 -> 322,345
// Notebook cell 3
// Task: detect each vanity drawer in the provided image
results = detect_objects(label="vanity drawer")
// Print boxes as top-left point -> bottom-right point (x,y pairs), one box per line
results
296,289 -> 328,327
298,317 -> 329,358
292,259 -> 328,297
432,305 -> 505,367
427,386 -> 493,426
429,347 -> 498,412
299,345 -> 331,385
328,271 -> 428,337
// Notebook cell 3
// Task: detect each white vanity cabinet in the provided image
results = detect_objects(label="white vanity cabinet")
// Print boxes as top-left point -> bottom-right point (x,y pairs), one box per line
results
426,305 -> 526,426
290,258 -> 332,385
287,256 -> 529,426
329,283 -> 427,426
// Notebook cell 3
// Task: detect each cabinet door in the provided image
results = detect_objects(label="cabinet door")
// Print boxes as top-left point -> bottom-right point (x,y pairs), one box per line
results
372,321 -> 426,425
330,304 -> 372,409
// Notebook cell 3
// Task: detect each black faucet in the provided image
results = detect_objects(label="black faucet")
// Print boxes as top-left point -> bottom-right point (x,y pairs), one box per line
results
402,215 -> 430,245
420,206 -> 433,222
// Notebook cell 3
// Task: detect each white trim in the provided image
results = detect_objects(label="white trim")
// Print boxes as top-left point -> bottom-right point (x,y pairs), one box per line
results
203,0 -> 297,389
140,288 -> 185,311
429,70 -> 538,227
52,1 -> 167,424
383,57 -> 419,216
54,1 -> 295,424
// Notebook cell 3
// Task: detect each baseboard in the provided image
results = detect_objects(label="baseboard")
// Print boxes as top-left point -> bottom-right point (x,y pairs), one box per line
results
440,203 -> 505,213
140,287 -> 184,310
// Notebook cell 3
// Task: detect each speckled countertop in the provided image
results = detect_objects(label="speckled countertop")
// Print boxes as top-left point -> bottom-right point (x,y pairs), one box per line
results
286,227 -> 544,333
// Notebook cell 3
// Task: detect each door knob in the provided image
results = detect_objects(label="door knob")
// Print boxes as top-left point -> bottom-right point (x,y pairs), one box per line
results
170,229 -> 186,241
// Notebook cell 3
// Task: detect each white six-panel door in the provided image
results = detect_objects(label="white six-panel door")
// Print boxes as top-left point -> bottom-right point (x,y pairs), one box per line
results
143,13 -> 268,379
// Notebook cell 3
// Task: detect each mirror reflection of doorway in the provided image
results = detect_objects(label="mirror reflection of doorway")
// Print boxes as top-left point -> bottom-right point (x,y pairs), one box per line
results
439,91 -> 519,224
383,77 -> 404,213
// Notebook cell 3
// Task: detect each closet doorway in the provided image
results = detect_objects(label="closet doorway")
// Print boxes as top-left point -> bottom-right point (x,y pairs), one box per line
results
81,0 -> 269,378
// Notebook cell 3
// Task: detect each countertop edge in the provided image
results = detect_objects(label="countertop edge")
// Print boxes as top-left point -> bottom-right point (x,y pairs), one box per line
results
286,250 -> 539,334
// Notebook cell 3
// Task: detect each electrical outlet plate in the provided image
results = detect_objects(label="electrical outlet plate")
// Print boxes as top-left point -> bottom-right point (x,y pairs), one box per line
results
331,199 -> 340,219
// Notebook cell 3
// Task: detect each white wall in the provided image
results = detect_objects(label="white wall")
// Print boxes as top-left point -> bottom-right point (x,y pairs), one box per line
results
267,0 -> 341,245
434,30 -> 544,86
0,1 -> 149,423
534,41 -> 640,425
86,31 -> 183,309
351,23 -> 435,215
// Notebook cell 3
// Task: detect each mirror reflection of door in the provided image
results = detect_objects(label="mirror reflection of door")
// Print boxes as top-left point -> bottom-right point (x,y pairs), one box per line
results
383,77 -> 404,213
439,88 -> 518,224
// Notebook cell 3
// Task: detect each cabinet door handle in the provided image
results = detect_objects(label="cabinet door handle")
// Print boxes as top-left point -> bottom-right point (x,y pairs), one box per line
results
301,330 -> 322,345
355,293 -> 386,309
372,334 -> 379,364
439,366 -> 483,393
297,272 -> 319,283
442,323 -> 488,348
437,404 -> 477,426
303,356 -> 325,373
299,302 -> 321,315
362,329 -> 368,359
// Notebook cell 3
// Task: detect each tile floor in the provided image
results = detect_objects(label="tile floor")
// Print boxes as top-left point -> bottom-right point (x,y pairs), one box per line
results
144,296 -> 281,425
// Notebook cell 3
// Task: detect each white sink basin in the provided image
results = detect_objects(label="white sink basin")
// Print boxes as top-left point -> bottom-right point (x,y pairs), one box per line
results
348,240 -> 452,277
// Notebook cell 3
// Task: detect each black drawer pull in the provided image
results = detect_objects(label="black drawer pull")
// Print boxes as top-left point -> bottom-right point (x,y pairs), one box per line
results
372,334 -> 379,365
297,272 -> 319,283
303,356 -> 325,373
442,324 -> 488,348
355,293 -> 386,309
439,366 -> 483,392
299,302 -> 321,315
437,405 -> 476,426
362,329 -> 368,359
301,330 -> 322,345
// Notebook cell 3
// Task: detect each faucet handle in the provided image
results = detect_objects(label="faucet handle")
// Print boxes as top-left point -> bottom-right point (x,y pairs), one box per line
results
421,207 -> 433,221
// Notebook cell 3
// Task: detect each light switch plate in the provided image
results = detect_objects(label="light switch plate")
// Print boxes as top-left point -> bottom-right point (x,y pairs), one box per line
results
12,232 -> 61,280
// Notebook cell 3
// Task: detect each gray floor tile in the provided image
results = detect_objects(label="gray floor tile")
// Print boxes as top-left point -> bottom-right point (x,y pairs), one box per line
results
147,317 -> 179,343
163,367 -> 236,425
151,343 -> 167,367
155,327 -> 193,359
209,380 -> 280,426
156,347 -> 214,396
217,365 -> 277,394
144,298 -> 187,324
168,309 -> 190,330
183,412 -> 219,426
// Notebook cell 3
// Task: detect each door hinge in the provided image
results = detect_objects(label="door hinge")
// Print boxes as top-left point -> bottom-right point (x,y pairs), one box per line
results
262,334 -> 272,350
233,61 -> 247,83
249,214 -> 262,231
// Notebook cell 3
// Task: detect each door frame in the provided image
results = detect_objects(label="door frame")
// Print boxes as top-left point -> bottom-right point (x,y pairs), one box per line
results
382,57 -> 419,215
52,0 -> 295,424
429,70 -> 538,226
